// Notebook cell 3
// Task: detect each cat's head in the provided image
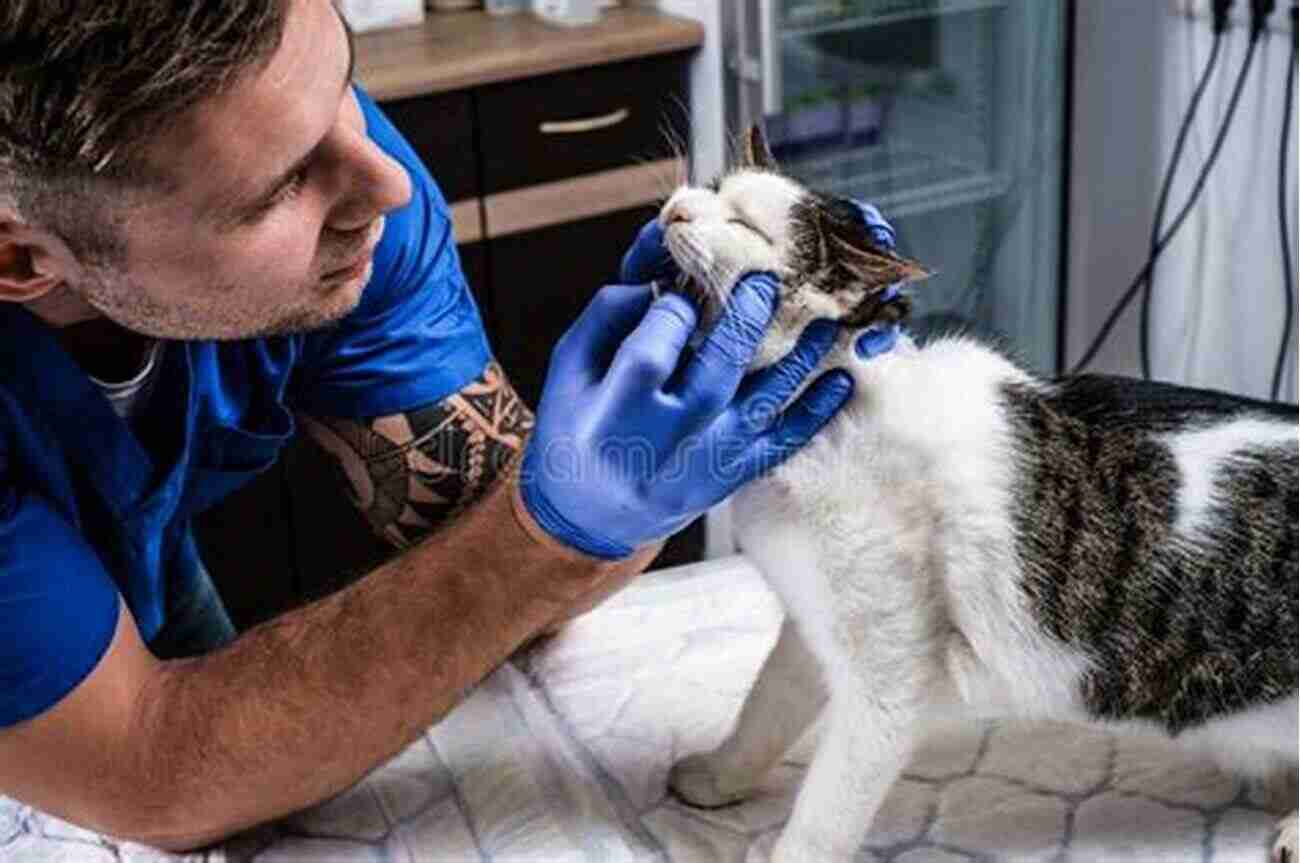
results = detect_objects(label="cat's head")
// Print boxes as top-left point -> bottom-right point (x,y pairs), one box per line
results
660,125 -> 931,368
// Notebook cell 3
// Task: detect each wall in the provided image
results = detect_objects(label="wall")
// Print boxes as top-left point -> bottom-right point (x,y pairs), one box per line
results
1067,0 -> 1297,401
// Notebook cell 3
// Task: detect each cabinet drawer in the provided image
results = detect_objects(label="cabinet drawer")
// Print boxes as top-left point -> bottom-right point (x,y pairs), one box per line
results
381,90 -> 478,203
477,52 -> 690,195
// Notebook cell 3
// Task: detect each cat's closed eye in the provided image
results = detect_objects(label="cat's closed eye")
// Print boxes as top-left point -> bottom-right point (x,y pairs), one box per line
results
728,218 -> 771,243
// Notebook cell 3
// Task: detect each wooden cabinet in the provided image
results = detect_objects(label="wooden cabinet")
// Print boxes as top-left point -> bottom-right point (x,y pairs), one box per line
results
382,89 -> 479,201
197,45 -> 702,630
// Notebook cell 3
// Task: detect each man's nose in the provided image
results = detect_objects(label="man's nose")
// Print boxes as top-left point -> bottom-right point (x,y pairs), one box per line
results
328,138 -> 413,233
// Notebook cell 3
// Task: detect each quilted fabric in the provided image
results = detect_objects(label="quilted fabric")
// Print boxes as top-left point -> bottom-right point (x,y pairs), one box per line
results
1,557 -> 1289,862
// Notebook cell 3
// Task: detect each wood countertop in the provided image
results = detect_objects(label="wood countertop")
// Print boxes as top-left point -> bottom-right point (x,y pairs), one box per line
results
353,6 -> 704,101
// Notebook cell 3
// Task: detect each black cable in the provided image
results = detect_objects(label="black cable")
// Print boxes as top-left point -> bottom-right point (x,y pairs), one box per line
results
1138,8 -> 1230,380
1071,19 -> 1266,376
1272,5 -> 1298,401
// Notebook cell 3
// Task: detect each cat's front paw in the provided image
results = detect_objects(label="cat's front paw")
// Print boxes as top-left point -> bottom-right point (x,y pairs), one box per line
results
668,753 -> 753,808
1273,812 -> 1297,863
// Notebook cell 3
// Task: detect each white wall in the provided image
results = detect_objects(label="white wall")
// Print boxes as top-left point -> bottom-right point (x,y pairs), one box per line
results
633,0 -> 728,182
1067,0 -> 1297,401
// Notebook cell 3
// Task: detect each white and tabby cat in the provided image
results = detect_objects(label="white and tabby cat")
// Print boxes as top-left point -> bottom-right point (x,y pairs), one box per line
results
662,127 -> 1299,862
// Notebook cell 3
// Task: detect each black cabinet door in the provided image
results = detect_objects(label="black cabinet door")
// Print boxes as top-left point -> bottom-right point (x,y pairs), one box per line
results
487,206 -> 652,409
380,90 -> 478,203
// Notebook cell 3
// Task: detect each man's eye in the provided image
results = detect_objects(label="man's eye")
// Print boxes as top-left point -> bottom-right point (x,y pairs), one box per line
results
275,167 -> 310,203
244,167 -> 310,224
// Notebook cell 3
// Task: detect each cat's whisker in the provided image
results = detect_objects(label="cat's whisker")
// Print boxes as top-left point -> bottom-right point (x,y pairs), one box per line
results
654,111 -> 691,186
626,149 -> 686,214
659,98 -> 690,160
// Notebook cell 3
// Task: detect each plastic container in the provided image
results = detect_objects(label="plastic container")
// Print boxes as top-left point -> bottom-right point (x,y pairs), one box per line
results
531,0 -> 600,27
336,0 -> 424,31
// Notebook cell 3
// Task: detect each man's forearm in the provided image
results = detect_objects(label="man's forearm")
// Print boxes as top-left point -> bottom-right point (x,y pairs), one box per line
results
134,463 -> 658,850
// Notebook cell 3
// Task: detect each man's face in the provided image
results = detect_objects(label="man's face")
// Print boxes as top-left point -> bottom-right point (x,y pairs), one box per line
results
76,0 -> 413,340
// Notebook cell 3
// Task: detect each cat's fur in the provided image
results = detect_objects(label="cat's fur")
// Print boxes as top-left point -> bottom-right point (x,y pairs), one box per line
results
662,127 -> 1299,862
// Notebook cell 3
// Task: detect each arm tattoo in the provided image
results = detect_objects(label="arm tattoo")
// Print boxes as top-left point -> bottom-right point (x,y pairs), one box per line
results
299,361 -> 534,549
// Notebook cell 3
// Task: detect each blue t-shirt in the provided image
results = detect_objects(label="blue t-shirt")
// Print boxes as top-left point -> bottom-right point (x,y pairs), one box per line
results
0,86 -> 492,728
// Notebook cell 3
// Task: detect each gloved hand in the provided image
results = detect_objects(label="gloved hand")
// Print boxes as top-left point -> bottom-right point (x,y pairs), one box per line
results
519,269 -> 854,559
619,219 -> 677,286
849,201 -> 903,361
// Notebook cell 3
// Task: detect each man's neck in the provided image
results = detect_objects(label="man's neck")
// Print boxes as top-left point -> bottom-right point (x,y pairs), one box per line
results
55,317 -> 155,383
20,284 -> 155,382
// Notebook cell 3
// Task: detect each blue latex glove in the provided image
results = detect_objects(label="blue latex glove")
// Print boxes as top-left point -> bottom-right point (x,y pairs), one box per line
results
520,272 -> 854,559
849,201 -> 903,360
619,219 -> 677,286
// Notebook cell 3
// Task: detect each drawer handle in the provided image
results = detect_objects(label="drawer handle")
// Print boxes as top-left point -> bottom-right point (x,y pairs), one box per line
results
539,108 -> 630,135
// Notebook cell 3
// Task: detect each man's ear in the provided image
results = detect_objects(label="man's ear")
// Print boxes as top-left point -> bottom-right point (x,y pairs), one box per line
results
0,215 -> 81,304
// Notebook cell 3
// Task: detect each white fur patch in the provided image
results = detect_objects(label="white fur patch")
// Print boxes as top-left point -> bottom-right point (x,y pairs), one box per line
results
1160,419 -> 1298,540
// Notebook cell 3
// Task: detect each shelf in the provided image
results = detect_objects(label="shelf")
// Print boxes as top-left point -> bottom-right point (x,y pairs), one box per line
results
353,7 -> 703,100
781,0 -> 1008,40
783,140 -> 1011,218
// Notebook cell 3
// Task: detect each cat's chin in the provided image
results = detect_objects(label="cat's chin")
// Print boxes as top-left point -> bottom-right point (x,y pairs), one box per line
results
660,269 -> 826,373
661,271 -> 725,333
669,270 -> 699,301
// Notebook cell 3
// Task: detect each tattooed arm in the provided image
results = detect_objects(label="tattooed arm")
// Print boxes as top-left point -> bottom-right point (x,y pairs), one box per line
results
298,361 -> 534,550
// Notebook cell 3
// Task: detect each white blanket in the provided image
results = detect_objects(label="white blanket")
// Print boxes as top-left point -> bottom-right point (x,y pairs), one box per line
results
1,556 -> 1289,862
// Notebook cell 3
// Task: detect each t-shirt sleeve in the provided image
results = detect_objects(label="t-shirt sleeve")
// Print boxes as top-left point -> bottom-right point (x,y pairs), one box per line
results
291,84 -> 493,420
0,479 -> 121,729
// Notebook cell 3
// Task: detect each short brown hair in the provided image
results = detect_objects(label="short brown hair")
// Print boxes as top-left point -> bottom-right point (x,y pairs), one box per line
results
0,1 -> 289,261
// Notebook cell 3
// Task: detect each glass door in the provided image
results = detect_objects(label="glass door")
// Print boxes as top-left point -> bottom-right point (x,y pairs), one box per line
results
728,0 -> 1068,373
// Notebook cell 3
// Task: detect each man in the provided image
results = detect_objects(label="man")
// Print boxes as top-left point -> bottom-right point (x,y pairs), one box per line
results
0,0 -> 890,850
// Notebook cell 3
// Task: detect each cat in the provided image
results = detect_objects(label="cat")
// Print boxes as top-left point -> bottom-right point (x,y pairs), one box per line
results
660,126 -> 1299,863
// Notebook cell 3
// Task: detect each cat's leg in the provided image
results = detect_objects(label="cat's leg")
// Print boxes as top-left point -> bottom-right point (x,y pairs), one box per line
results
1275,811 -> 1297,863
766,689 -> 920,863
671,617 -> 826,807
1266,766 -> 1299,863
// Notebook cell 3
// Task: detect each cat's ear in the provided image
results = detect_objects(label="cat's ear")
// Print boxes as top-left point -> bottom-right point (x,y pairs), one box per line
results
816,206 -> 931,289
742,124 -> 778,171
831,233 -> 932,289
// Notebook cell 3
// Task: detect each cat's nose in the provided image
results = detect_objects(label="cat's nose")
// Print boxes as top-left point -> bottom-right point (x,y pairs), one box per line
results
662,201 -> 693,225
662,188 -> 717,227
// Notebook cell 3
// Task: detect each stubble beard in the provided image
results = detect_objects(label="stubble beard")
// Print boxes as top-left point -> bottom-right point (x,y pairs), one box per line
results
76,263 -> 368,341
